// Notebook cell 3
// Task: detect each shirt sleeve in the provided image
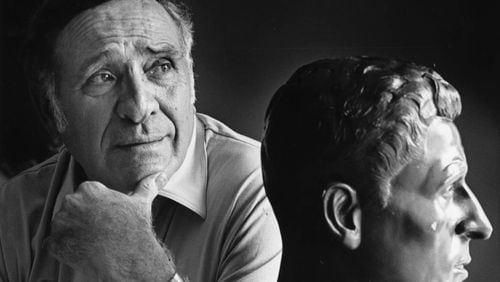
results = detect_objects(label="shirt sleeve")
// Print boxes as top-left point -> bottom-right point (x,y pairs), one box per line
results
0,238 -> 7,282
0,184 -> 9,282
217,169 -> 282,282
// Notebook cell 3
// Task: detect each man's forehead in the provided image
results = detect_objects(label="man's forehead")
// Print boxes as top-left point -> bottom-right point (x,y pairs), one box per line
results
55,0 -> 180,57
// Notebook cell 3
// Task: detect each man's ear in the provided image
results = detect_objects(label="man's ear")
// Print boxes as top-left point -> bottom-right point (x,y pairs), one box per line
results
322,183 -> 362,250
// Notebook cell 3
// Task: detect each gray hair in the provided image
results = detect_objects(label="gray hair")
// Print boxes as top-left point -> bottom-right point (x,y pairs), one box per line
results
25,0 -> 194,133
157,0 -> 194,60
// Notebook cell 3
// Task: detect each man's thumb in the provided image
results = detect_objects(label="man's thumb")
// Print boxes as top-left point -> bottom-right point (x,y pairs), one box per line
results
133,172 -> 168,202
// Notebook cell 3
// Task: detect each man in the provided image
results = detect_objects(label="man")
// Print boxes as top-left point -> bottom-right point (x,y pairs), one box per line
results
0,0 -> 281,281
261,56 -> 492,281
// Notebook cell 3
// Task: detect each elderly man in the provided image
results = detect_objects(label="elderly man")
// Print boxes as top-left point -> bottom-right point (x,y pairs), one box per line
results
261,56 -> 492,281
0,0 -> 281,281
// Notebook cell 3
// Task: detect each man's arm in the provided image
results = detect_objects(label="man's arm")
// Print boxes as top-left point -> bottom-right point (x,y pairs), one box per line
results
47,173 -> 183,281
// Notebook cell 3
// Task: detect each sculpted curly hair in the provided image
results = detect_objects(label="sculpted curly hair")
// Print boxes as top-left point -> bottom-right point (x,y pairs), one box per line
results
261,56 -> 461,226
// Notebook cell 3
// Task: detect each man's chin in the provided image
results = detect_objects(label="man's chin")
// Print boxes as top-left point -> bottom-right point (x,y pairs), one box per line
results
98,146 -> 183,192
122,166 -> 167,192
96,161 -> 169,194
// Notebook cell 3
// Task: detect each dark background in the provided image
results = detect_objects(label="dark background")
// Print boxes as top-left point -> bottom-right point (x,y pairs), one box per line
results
1,0 -> 499,280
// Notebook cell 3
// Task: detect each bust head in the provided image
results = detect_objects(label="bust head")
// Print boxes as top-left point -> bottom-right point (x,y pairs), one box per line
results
262,56 -> 492,281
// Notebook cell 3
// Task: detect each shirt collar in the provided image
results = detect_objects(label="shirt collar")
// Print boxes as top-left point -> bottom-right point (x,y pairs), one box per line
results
53,117 -> 208,220
157,117 -> 207,219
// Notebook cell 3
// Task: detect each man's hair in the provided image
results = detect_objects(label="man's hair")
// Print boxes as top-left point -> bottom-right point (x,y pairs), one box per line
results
261,56 -> 461,230
23,0 -> 193,134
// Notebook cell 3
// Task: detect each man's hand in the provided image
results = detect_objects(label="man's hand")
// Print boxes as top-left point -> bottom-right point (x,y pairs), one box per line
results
46,173 -> 178,281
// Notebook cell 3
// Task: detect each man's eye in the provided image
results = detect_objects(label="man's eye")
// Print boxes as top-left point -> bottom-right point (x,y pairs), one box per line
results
88,72 -> 116,85
83,71 -> 116,97
148,59 -> 173,78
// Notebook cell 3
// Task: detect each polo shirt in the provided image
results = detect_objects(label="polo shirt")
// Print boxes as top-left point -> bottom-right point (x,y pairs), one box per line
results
0,113 -> 282,282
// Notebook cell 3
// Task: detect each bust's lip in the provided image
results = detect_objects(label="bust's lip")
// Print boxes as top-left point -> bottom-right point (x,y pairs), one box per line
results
453,265 -> 469,281
453,258 -> 471,280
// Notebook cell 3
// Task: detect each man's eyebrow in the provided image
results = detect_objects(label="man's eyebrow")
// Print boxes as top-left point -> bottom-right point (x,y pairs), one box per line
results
76,43 -> 182,75
144,42 -> 182,57
78,50 -> 114,75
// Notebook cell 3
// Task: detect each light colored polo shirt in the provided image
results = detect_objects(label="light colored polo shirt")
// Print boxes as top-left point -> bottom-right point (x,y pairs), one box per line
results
0,113 -> 282,282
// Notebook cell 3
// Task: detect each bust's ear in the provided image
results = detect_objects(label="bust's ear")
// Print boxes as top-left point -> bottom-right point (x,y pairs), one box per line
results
322,183 -> 362,250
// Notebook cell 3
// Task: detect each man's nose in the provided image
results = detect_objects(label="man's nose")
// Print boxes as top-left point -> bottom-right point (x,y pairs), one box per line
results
116,69 -> 159,124
455,186 -> 493,240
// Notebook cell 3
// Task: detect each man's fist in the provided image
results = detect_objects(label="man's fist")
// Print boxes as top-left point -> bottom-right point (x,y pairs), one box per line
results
46,173 -> 177,281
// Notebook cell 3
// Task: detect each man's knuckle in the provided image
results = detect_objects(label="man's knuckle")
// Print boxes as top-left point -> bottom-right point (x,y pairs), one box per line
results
61,197 -> 74,211
64,194 -> 76,204
79,181 -> 103,196
52,211 -> 70,228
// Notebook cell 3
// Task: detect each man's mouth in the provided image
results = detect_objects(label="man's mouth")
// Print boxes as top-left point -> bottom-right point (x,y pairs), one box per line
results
115,136 -> 166,149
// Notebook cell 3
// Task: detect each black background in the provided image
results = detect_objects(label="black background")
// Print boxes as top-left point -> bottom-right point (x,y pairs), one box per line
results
1,0 -> 499,280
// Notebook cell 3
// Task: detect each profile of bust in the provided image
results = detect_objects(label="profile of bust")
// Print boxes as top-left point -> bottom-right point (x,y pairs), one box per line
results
261,56 -> 493,282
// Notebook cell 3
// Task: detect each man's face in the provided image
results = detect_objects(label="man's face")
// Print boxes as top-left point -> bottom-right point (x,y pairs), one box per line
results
361,118 -> 492,282
54,0 -> 195,192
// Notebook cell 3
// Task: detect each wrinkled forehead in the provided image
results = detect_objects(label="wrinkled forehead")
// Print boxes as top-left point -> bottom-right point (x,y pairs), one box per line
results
55,0 -> 180,57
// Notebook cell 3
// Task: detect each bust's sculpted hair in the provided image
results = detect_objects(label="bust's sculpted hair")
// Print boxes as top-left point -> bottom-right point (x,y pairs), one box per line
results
262,56 -> 462,222
23,0 -> 193,133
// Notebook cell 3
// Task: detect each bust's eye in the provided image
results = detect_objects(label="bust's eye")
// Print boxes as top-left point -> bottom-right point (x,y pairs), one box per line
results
443,184 -> 456,198
442,181 -> 468,200
147,58 -> 174,79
